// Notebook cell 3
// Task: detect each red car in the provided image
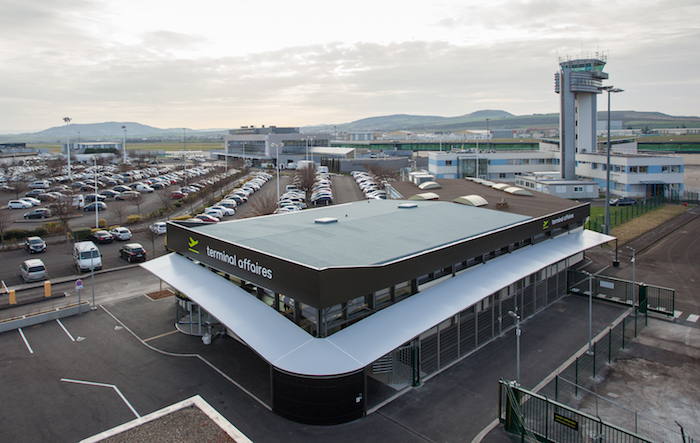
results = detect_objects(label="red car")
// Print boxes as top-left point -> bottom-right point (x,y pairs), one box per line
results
194,214 -> 219,223
170,191 -> 185,199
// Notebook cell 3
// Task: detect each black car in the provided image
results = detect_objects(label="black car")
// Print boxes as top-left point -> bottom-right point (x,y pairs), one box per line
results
23,208 -> 52,219
119,243 -> 146,262
610,197 -> 637,206
85,194 -> 106,203
89,230 -> 114,244
84,202 -> 107,212
24,236 -> 47,253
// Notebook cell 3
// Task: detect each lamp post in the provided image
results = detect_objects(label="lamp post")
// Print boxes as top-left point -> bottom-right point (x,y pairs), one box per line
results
486,118 -> 490,151
271,142 -> 284,201
627,246 -> 636,314
63,117 -> 72,180
582,270 -> 594,354
122,125 -> 127,164
183,128 -> 187,186
600,86 -> 624,236
304,136 -> 315,162
93,156 -> 99,228
508,310 -> 521,385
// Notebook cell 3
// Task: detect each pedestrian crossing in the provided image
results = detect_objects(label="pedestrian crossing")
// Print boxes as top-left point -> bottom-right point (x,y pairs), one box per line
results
673,311 -> 700,323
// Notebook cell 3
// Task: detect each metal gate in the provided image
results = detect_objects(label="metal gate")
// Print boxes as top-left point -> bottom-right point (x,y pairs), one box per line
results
372,344 -> 416,387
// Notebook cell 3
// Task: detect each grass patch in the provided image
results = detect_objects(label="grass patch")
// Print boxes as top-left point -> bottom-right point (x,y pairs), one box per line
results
610,204 -> 691,245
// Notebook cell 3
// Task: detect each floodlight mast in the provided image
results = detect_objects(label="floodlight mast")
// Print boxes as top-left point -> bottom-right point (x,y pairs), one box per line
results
599,85 -> 624,236
63,117 -> 72,180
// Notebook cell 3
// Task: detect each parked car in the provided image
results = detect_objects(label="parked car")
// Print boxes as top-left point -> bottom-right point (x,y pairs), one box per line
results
609,197 -> 637,206
19,197 -> 41,206
150,222 -> 167,235
194,214 -> 219,223
24,236 -> 47,253
85,194 -> 106,203
84,202 -> 107,212
20,258 -> 48,282
209,205 -> 235,216
23,208 -> 52,219
8,200 -> 32,209
89,230 -> 114,244
170,191 -> 185,199
109,227 -> 132,241
100,189 -> 120,199
116,191 -> 140,200
119,243 -> 147,262
113,185 -> 131,193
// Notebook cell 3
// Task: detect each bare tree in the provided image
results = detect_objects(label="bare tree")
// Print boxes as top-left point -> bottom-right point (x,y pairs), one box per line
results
295,163 -> 318,204
363,163 -> 399,189
141,220 -> 161,258
13,181 -> 28,200
0,208 -> 12,246
132,191 -> 144,216
155,187 -> 173,214
110,199 -> 130,226
248,190 -> 278,217
51,193 -> 78,239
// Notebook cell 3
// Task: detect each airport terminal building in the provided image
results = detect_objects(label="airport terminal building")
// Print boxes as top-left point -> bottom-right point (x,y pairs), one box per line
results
142,192 -> 613,425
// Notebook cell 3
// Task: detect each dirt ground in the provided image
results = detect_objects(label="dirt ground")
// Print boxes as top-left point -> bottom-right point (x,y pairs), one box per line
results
577,320 -> 700,441
610,205 -> 690,246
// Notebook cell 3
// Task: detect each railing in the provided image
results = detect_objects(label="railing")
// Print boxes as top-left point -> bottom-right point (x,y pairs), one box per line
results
586,196 -> 664,233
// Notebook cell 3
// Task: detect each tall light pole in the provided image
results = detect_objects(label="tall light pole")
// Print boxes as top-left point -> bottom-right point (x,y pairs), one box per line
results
627,246 -> 636,314
486,118 -> 490,151
271,142 -> 284,201
63,117 -> 72,180
508,310 -> 521,385
304,136 -> 315,162
93,156 -> 99,228
122,125 -> 127,164
183,128 -> 187,186
600,86 -> 624,235
582,270 -> 594,354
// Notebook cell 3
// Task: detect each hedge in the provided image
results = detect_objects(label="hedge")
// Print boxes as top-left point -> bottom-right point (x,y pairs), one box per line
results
126,214 -> 143,224
71,227 -> 92,241
2,227 -> 49,241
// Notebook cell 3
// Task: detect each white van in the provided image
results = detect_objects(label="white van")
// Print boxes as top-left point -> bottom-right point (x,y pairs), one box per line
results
73,241 -> 102,273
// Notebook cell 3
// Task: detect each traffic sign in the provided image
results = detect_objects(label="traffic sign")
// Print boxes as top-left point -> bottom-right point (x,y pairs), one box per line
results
75,279 -> 83,290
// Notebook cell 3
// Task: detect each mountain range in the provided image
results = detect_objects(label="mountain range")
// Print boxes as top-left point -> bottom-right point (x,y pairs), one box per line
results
1,110 -> 698,143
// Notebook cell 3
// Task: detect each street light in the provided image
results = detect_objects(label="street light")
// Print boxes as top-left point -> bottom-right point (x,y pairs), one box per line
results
183,128 -> 187,186
600,86 -> 624,236
582,270 -> 595,354
122,125 -> 127,164
486,118 -> 490,151
271,142 -> 284,201
508,310 -> 521,385
304,136 -> 315,162
93,156 -> 99,228
63,117 -> 72,180
627,246 -> 636,314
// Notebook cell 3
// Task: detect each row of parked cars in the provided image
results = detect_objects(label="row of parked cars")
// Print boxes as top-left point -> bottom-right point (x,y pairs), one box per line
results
190,172 -> 273,222
351,171 -> 387,199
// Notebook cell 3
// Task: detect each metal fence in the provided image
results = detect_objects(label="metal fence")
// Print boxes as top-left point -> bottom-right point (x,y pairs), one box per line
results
586,196 -> 664,233
568,270 -> 675,317
500,380 -> 657,443
667,190 -> 700,205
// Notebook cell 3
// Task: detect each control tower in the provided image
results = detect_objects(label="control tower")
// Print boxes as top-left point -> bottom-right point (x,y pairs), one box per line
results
555,54 -> 609,180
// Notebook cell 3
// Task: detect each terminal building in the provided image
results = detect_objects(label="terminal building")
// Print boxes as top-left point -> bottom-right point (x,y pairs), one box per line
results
142,183 -> 613,425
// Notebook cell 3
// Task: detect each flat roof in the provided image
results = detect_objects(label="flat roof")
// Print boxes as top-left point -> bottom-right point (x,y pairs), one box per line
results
184,200 -> 531,269
391,179 -> 580,218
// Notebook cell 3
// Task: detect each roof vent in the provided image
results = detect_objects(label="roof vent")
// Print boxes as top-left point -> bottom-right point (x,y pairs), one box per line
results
398,203 -> 418,209
314,217 -> 338,224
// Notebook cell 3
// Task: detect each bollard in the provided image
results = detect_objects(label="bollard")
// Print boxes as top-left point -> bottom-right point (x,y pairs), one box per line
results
44,281 -> 51,298
9,289 -> 16,305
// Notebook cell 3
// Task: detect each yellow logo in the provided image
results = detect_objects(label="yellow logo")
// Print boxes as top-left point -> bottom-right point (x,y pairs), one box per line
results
543,220 -> 549,230
188,237 -> 199,254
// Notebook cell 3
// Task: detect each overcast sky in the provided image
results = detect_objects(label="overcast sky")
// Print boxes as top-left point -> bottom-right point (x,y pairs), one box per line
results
1,0 -> 698,133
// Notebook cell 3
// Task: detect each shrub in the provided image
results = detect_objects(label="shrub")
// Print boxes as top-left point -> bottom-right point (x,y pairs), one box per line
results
42,222 -> 63,235
98,218 -> 107,228
71,227 -> 92,241
172,214 -> 192,220
126,214 -> 143,224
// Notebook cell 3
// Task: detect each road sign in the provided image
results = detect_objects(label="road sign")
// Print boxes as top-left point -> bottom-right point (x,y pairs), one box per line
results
75,279 -> 83,290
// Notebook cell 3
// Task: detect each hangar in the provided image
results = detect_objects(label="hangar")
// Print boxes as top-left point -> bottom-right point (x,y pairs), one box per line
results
142,196 -> 613,425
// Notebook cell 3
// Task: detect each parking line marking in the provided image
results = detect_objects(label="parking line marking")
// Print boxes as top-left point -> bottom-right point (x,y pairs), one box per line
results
143,330 -> 180,342
18,328 -> 34,354
687,314 -> 700,323
56,319 -> 76,341
674,310 -> 683,319
60,378 -> 140,418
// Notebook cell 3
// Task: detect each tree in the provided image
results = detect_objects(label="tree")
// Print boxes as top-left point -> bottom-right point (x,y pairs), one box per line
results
133,191 -> 144,216
0,208 -> 12,246
155,187 -> 173,214
50,192 -> 78,239
141,220 -> 161,259
248,190 -> 278,217
363,163 -> 399,190
295,163 -> 318,204
13,181 -> 28,200
110,199 -> 130,226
